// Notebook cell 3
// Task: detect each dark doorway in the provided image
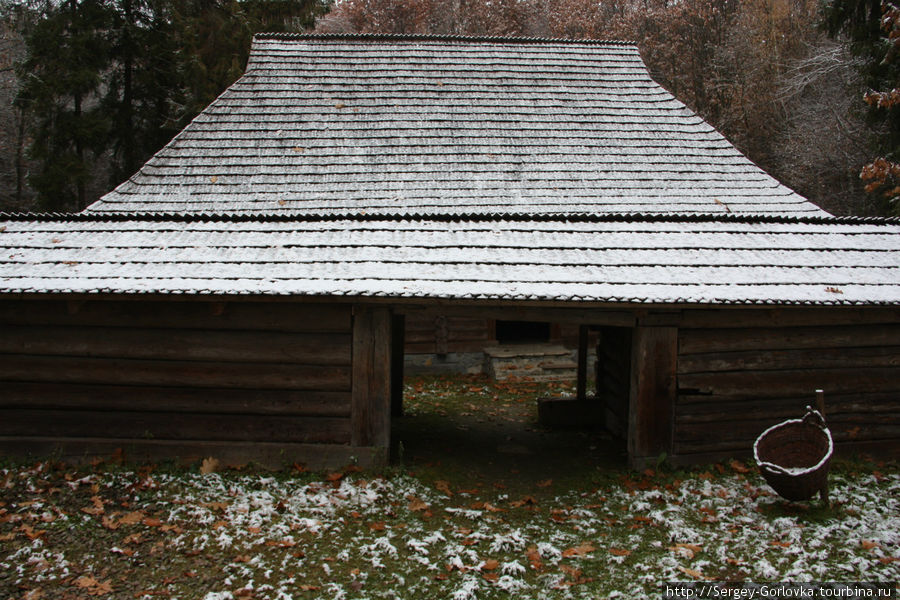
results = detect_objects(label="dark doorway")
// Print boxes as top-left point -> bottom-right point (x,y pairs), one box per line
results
495,320 -> 550,344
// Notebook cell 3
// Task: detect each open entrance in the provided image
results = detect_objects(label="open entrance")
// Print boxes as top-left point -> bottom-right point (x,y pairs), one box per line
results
495,320 -> 551,344
390,315 -> 630,484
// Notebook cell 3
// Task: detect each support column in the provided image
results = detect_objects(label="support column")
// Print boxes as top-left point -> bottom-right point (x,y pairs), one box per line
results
627,326 -> 677,468
576,324 -> 589,401
352,305 -> 392,460
391,313 -> 405,417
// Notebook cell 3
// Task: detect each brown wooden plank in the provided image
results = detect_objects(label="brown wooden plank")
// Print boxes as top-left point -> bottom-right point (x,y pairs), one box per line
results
576,325 -> 588,402
352,305 -> 392,448
678,367 -> 900,400
0,409 -> 351,444
676,392 -> 900,423
0,382 -> 351,416
676,416 -> 900,446
0,355 -> 350,390
678,346 -> 900,374
679,324 -> 900,354
0,437 -> 388,469
391,314 -> 405,418
0,299 -> 352,332
400,306 -> 638,327
678,307 -> 900,329
627,326 -> 677,464
669,439 -> 900,466
0,325 -> 351,365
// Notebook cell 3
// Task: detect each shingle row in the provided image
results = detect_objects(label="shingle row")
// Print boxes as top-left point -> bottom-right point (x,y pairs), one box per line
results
89,36 -> 824,216
3,216 -> 897,304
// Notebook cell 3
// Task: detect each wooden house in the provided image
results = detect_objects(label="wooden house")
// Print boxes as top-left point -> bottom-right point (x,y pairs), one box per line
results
1,34 -> 898,469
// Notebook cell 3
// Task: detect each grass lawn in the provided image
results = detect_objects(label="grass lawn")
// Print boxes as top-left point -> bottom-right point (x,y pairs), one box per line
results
1,374 -> 898,599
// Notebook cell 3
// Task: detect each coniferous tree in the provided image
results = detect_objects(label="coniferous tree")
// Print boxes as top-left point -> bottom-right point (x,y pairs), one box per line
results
16,0 -> 111,210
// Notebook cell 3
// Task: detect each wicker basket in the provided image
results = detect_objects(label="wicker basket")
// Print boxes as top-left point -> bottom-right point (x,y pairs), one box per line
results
753,406 -> 833,503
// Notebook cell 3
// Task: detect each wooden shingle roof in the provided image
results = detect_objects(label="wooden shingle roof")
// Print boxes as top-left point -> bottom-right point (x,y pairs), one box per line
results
3,213 -> 898,305
87,34 -> 826,217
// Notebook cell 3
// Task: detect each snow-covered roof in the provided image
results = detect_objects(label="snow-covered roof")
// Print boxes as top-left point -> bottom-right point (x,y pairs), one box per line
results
2,213 -> 897,305
87,33 -> 826,217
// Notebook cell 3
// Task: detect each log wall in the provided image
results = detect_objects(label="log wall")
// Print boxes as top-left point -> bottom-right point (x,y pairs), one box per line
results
403,313 -> 493,354
0,298 -> 386,468
674,310 -> 900,462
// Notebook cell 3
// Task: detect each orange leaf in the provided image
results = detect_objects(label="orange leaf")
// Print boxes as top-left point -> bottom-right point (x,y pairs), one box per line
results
369,522 -> 386,531
326,472 -> 344,482
483,559 -> 499,571
609,547 -> 631,557
729,459 -> 750,473
482,572 -> 499,583
526,545 -> 543,570
861,540 -> 879,550
142,518 -> 163,528
73,576 -> 113,596
677,566 -> 710,580
81,496 -> 105,516
561,543 -> 595,558
407,496 -> 429,512
200,457 -> 220,474
435,480 -> 453,496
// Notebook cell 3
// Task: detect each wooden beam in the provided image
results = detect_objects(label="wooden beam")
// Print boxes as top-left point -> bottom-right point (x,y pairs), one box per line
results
399,305 -> 637,327
391,314 -> 405,417
576,324 -> 589,401
351,306 -> 392,449
628,326 -> 678,468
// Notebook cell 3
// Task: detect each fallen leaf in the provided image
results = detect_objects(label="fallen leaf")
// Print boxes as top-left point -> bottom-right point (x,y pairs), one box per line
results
73,576 -> 113,596
142,517 -> 163,528
526,545 -> 543,570
609,547 -> 631,557
23,589 -> 43,600
326,472 -> 344,482
861,540 -> 879,550
265,538 -> 297,548
537,479 -> 553,488
81,496 -> 104,516
562,543 -> 595,558
209,176 -> 218,184
369,521 -> 386,531
200,457 -> 220,474
482,559 -> 499,571
407,496 -> 429,512
101,515 -> 119,530
334,102 -> 346,109
435,480 -> 453,496
510,496 -> 538,508
118,511 -> 145,525
482,572 -> 499,583
729,459 -> 750,473
677,566 -> 710,581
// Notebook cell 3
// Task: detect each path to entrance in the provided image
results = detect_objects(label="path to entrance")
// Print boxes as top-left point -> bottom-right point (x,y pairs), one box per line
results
391,374 -> 627,495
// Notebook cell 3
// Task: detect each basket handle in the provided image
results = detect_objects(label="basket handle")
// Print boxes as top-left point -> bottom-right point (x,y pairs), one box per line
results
802,405 -> 827,429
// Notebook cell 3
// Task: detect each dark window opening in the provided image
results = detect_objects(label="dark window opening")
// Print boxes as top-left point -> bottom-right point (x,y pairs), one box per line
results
495,320 -> 551,344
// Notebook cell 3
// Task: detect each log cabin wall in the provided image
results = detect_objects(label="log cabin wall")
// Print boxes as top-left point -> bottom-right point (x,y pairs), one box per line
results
673,308 -> 900,463
0,298 -> 388,468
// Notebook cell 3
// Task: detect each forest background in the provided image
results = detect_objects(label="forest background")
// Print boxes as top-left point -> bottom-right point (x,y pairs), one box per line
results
0,0 -> 898,216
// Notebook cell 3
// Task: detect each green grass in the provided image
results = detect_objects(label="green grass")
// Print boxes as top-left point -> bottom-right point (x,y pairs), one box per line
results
1,375 -> 898,599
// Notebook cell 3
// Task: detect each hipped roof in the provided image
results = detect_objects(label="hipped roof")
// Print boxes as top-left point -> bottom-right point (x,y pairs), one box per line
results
4,35 -> 898,307
87,33 -> 826,217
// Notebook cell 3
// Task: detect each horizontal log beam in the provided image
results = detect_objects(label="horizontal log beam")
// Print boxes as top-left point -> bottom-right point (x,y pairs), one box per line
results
0,437 -> 387,470
0,409 -> 352,444
678,367 -> 900,400
678,346 -> 900,374
0,325 -> 351,365
0,382 -> 351,417
0,354 -> 351,391
679,324 -> 900,354
0,299 -> 351,332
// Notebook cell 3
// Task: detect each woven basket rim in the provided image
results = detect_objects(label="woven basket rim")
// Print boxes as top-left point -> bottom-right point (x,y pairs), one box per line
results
753,411 -> 833,477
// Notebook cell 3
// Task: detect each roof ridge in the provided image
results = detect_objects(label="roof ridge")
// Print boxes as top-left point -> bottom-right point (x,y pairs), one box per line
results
253,32 -> 637,47
3,211 -> 898,226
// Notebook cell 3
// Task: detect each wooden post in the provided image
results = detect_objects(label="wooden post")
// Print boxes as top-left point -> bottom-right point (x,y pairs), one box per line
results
352,306 -> 392,454
627,326 -> 678,468
391,314 -> 405,417
576,324 -> 589,401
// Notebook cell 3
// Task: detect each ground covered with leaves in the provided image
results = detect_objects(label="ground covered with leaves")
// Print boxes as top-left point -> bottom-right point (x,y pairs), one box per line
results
1,375 -> 899,600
